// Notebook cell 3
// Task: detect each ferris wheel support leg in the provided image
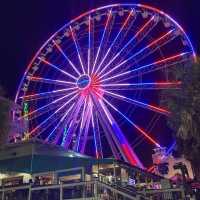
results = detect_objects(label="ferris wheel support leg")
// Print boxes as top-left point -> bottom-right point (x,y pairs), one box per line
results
94,98 -> 130,162
92,96 -> 121,160
100,100 -> 144,168
96,111 -> 121,160
92,112 -> 103,159
92,96 -> 143,168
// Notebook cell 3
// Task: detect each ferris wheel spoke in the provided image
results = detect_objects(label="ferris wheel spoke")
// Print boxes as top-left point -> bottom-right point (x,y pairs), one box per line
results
91,113 -> 98,158
62,97 -> 85,149
112,15 -> 158,73
45,103 -> 75,143
101,81 -> 182,91
100,51 -> 191,83
102,89 -> 170,116
80,103 -> 93,154
92,112 -> 103,159
101,96 -> 161,148
53,40 -> 81,76
61,121 -> 73,147
92,98 -> 122,160
26,102 -> 65,121
20,87 -> 77,101
134,116 -> 161,149
29,76 -> 76,86
30,115 -> 62,140
74,99 -> 87,152
91,10 -> 112,74
87,15 -> 92,75
97,98 -> 143,167
22,91 -> 78,120
29,93 -> 78,137
81,98 -> 93,130
29,107 -> 52,121
53,99 -> 80,145
131,114 -> 160,149
95,9 -> 134,74
76,98 -> 93,152
38,57 -> 77,80
117,53 -> 190,84
59,98 -> 84,146
97,16 -> 156,77
99,29 -> 176,80
30,94 -> 77,121
70,26 -> 86,74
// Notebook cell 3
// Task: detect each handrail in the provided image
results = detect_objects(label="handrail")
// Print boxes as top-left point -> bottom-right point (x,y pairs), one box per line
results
0,179 -> 184,200
96,181 -> 145,200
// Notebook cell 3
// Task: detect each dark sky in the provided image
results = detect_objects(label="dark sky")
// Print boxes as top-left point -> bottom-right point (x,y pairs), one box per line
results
0,0 -> 200,99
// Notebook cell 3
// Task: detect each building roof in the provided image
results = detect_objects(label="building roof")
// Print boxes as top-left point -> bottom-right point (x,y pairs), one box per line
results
0,140 -> 163,181
0,140 -> 113,174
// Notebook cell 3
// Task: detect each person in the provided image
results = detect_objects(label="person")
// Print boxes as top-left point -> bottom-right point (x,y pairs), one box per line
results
34,176 -> 40,186
108,173 -> 112,184
39,177 -> 43,185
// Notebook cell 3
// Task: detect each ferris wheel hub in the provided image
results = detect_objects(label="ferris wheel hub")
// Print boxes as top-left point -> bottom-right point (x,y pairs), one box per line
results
76,74 -> 91,89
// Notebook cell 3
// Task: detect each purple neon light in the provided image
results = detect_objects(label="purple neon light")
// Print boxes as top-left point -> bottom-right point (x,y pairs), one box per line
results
95,9 -> 134,75
38,57 -> 77,80
102,96 -> 161,147
20,87 -> 77,101
96,16 -> 155,78
76,99 -> 87,151
102,82 -> 181,90
100,52 -> 191,83
88,15 -> 91,74
99,29 -> 175,79
45,103 -> 75,142
102,89 -> 170,116
70,26 -> 86,74
91,10 -> 112,74
30,76 -> 76,86
53,40 -> 81,76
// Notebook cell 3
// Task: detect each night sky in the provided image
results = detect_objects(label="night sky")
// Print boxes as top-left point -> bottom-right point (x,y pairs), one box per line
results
0,0 -> 199,99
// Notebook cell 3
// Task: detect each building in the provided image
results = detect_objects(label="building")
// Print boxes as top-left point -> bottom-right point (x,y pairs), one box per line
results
0,139 -> 188,200
0,97 -> 26,145
152,147 -> 194,180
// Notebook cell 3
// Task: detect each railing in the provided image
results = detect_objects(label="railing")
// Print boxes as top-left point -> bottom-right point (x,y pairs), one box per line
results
139,187 -> 186,200
0,180 -> 187,200
0,180 -> 145,200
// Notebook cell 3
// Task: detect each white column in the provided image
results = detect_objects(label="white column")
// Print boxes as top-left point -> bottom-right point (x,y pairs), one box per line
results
60,182 -> 63,200
28,185 -> 31,200
2,190 -> 4,200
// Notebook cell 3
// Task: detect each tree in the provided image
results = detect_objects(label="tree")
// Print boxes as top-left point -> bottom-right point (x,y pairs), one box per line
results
0,85 -> 11,146
161,59 -> 200,180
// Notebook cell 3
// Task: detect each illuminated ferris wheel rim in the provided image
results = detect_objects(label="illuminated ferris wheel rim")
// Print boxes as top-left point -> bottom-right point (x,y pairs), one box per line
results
15,3 -> 197,101
15,3 -> 196,169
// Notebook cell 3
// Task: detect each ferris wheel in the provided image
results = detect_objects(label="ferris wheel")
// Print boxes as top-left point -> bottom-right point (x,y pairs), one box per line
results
15,4 -> 196,168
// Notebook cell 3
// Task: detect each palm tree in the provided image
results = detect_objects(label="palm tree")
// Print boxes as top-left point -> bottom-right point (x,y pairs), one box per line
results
161,59 -> 200,180
0,85 -> 11,146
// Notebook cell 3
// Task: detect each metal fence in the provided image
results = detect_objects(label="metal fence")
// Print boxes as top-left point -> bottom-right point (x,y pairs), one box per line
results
0,180 -> 188,200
